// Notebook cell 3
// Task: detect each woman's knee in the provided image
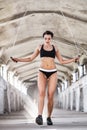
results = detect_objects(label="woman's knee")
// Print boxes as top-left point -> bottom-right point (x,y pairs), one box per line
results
48,92 -> 54,100
39,91 -> 45,98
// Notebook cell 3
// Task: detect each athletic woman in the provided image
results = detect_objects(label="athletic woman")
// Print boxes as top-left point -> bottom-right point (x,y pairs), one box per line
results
11,30 -> 79,125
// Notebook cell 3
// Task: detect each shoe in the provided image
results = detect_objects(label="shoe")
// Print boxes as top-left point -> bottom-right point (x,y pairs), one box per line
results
35,115 -> 43,125
47,117 -> 53,125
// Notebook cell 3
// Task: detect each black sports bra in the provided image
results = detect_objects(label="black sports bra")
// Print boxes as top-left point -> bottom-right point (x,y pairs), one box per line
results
40,44 -> 56,58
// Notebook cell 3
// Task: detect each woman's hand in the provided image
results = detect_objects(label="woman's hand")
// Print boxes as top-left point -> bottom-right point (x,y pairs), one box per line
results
10,57 -> 18,63
74,56 -> 80,63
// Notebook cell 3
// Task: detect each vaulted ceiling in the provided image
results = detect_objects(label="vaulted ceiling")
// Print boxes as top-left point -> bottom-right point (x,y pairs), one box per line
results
0,0 -> 87,84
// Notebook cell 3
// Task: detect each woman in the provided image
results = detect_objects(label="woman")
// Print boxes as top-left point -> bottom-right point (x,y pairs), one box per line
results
11,30 -> 79,125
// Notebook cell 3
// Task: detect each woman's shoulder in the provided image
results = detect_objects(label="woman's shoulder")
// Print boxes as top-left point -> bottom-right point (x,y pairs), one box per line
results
52,44 -> 59,52
37,44 -> 43,51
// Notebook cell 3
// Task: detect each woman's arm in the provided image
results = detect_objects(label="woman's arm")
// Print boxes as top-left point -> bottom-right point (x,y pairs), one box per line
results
55,47 -> 79,64
11,46 -> 40,63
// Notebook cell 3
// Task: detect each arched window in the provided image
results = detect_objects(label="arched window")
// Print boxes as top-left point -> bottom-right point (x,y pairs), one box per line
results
0,64 -> 8,81
78,66 -> 83,78
75,69 -> 79,81
82,59 -> 87,75
83,64 -> 87,75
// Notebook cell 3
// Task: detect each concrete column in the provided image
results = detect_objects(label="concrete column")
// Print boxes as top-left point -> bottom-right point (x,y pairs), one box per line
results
59,94 -> 63,108
62,93 -> 66,109
70,90 -> 73,110
76,87 -> 80,111
79,87 -> 84,111
13,92 -> 17,111
73,90 -> 76,110
10,91 -> 15,111
83,86 -> 87,112
0,87 -> 4,114
68,93 -> 71,109
7,85 -> 11,113
0,76 -> 7,114
65,91 -> 69,109
16,93 -> 20,111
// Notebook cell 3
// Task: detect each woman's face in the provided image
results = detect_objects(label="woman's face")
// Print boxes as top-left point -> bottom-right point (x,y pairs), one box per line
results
44,34 -> 52,44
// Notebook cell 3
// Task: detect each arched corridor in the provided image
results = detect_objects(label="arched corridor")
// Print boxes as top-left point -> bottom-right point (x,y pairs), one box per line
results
0,0 -> 87,129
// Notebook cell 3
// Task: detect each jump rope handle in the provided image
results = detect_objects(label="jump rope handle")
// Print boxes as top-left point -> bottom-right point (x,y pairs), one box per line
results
75,55 -> 81,63
10,57 -> 18,63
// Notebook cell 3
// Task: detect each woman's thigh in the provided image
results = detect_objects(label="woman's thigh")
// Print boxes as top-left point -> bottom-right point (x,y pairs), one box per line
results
37,71 -> 47,94
48,72 -> 57,96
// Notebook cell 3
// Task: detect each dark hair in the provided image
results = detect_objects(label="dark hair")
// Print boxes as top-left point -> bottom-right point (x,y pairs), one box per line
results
43,30 -> 54,38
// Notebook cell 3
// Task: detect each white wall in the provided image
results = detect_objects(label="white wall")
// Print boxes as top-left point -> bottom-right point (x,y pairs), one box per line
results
58,75 -> 87,112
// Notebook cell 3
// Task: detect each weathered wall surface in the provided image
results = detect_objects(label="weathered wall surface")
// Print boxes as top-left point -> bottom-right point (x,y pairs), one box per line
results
0,76 -> 23,114
58,75 -> 87,112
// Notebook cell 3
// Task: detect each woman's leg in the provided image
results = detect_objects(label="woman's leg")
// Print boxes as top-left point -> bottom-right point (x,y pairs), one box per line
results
47,72 -> 57,117
37,71 -> 47,115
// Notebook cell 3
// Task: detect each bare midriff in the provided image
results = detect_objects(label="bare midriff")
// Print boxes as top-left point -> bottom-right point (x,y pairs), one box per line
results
40,57 -> 56,70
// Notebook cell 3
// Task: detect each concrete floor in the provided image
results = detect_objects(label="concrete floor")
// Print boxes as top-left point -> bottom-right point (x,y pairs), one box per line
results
0,108 -> 87,130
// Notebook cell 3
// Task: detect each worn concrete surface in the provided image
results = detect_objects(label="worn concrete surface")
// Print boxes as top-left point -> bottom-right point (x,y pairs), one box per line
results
0,108 -> 87,130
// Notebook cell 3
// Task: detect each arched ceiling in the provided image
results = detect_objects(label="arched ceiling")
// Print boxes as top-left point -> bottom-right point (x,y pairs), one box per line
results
0,0 -> 87,84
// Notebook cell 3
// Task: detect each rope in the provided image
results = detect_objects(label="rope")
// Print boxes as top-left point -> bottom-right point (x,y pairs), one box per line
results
12,9 -> 27,47
60,9 -> 81,57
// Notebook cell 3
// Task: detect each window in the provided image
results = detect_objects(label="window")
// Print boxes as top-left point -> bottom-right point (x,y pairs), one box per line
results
83,64 -> 87,75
